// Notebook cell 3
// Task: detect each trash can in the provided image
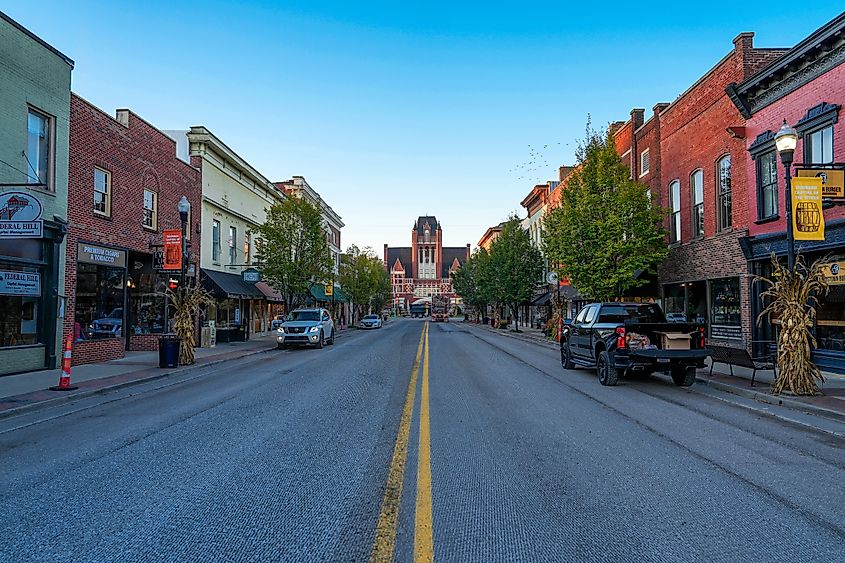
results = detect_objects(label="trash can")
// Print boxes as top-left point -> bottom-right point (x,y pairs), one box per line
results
158,333 -> 181,368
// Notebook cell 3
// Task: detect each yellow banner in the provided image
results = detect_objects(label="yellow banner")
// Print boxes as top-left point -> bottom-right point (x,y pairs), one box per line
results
792,176 -> 824,241
325,283 -> 333,296
821,262 -> 845,285
797,168 -> 844,199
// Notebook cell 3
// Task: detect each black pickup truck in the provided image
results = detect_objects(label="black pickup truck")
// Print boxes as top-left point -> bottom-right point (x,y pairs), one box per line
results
560,302 -> 709,387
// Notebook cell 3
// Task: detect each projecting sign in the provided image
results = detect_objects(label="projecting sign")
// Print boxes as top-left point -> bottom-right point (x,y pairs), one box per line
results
0,191 -> 43,238
821,262 -> 845,286
163,230 -> 182,271
77,243 -> 127,268
797,168 -> 844,199
791,177 -> 825,241
242,268 -> 262,283
0,270 -> 40,296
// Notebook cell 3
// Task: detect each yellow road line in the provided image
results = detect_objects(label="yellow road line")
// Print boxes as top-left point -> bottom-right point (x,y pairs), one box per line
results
371,323 -> 427,563
414,322 -> 434,562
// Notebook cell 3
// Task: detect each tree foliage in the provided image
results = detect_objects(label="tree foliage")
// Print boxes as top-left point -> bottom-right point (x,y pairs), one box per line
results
340,245 -> 390,323
255,196 -> 333,313
451,247 -> 490,319
543,126 -> 667,301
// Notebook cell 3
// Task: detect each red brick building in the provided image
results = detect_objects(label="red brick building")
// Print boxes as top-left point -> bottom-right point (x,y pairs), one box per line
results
655,33 -> 786,348
384,216 -> 469,312
65,95 -> 201,365
728,12 -> 845,371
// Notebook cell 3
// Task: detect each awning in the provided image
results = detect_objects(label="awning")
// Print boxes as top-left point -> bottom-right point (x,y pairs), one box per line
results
201,269 -> 264,300
531,292 -> 552,306
309,284 -> 349,303
256,281 -> 284,303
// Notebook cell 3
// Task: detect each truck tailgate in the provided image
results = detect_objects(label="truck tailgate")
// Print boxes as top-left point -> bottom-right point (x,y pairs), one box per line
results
628,349 -> 710,361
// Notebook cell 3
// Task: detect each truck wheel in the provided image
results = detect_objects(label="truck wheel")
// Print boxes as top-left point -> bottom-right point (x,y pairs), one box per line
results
597,350 -> 620,386
316,331 -> 324,349
672,366 -> 697,387
561,341 -> 575,369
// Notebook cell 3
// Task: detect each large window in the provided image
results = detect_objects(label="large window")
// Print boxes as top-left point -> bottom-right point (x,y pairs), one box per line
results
691,170 -> 704,237
212,220 -> 221,262
807,125 -> 833,164
244,231 -> 251,264
669,180 -> 681,243
26,108 -> 52,190
142,189 -> 157,230
0,264 -> 41,347
74,263 -> 125,340
709,277 -> 741,340
717,155 -> 731,231
756,151 -> 778,220
229,226 -> 237,264
94,167 -> 111,216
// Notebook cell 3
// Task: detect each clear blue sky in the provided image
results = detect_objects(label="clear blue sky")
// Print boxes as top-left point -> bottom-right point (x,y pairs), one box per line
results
5,2 -> 839,253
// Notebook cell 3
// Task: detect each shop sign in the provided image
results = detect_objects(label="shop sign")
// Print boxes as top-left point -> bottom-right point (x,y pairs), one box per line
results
791,177 -> 824,241
163,230 -> 182,271
325,283 -> 333,297
0,191 -> 43,238
242,268 -> 262,283
821,262 -> 845,286
77,243 -> 127,268
797,168 -> 844,199
0,270 -> 40,296
710,325 -> 742,340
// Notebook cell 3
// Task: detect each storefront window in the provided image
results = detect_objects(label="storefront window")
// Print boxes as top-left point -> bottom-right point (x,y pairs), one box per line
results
216,299 -> 241,329
75,263 -> 125,340
710,277 -> 741,340
128,264 -> 166,335
0,264 -> 41,347
817,285 -> 845,352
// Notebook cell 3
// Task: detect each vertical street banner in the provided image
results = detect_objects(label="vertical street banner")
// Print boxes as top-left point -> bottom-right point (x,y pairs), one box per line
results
163,229 -> 183,270
791,177 -> 824,241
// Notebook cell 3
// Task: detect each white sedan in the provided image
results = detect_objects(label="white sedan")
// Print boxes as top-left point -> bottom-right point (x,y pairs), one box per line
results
360,314 -> 383,329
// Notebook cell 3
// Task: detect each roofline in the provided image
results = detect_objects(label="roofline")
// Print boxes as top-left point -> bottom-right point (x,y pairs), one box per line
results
0,11 -> 74,68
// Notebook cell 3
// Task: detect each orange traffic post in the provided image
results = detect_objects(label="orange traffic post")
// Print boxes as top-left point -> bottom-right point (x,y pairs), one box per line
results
50,334 -> 78,391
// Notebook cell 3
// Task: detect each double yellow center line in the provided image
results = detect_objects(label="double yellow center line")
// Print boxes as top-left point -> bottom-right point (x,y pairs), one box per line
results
371,322 -> 434,563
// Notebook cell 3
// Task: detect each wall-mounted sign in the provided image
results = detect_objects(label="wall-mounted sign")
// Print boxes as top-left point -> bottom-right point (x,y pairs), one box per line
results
821,261 -> 845,286
0,270 -> 40,296
710,325 -> 742,340
163,230 -> 183,271
77,243 -> 127,268
797,168 -> 844,199
0,191 -> 43,238
791,177 -> 825,241
242,268 -> 262,283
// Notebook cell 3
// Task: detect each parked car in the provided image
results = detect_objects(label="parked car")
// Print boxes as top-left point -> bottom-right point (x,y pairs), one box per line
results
277,308 -> 335,349
270,315 -> 285,330
90,308 -> 123,338
560,302 -> 709,387
360,314 -> 382,329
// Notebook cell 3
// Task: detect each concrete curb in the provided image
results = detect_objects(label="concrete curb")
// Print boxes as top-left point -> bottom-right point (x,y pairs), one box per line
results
694,376 -> 845,424
470,324 -> 559,351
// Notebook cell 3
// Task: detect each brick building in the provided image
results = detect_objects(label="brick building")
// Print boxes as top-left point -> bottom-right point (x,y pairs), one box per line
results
728,12 -> 845,371
384,216 -> 469,313
65,95 -> 201,365
656,33 -> 787,349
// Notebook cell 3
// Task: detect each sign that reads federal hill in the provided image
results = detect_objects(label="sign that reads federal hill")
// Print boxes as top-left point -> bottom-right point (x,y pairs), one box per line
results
0,191 -> 43,238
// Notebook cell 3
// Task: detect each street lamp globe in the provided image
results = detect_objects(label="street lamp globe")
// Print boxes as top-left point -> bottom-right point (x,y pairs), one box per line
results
177,195 -> 191,223
774,120 -> 798,155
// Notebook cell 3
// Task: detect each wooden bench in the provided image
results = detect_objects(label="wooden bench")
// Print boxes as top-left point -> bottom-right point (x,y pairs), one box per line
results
708,344 -> 776,387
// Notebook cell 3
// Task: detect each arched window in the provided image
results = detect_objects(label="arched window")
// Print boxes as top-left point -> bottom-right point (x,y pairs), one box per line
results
690,169 -> 704,237
717,155 -> 731,231
669,180 -> 681,243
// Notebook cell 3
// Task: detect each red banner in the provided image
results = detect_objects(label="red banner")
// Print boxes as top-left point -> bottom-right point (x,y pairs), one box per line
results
163,229 -> 182,271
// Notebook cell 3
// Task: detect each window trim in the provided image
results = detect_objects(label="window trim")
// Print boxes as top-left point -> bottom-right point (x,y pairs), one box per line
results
142,189 -> 157,231
690,169 -> 704,238
716,154 -> 731,232
25,106 -> 55,192
669,180 -> 681,244
639,148 -> 650,178
796,102 -> 838,165
755,149 -> 779,222
93,167 -> 112,217
228,225 -> 237,265
805,125 -> 834,165
212,219 -> 221,264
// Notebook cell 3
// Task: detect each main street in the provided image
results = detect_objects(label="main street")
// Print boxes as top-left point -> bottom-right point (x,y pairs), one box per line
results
1,319 -> 844,562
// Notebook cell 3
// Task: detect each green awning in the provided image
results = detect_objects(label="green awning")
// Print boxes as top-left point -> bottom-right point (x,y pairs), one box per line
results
309,284 -> 348,303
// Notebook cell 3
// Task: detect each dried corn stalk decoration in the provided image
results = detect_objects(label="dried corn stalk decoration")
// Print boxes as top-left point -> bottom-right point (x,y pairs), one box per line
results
756,254 -> 829,395
166,285 -> 212,366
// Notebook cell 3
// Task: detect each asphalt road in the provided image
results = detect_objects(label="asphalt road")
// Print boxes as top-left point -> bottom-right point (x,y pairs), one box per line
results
1,319 -> 844,562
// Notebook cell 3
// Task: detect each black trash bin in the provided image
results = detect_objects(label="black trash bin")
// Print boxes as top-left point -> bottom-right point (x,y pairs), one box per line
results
158,333 -> 181,368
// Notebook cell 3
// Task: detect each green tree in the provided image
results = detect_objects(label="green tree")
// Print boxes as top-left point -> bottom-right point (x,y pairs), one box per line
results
255,196 -> 333,313
543,126 -> 667,301
339,245 -> 390,324
451,248 -> 490,321
488,217 -> 544,330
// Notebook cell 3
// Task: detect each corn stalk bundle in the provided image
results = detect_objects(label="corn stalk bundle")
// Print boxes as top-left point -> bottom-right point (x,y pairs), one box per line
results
756,254 -> 829,395
166,285 -> 213,366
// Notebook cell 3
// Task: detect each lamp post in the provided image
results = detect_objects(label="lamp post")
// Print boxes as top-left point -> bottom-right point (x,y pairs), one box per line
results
178,196 -> 191,288
774,120 -> 799,271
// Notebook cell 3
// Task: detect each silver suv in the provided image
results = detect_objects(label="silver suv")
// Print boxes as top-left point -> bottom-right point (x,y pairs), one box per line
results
277,308 -> 335,349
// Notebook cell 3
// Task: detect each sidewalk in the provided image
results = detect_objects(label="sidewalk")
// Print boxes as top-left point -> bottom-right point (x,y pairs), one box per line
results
0,334 -> 282,419
469,321 -> 845,421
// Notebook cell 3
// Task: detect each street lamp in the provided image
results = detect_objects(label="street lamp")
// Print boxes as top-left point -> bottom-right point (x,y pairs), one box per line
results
178,196 -> 191,287
775,119 -> 799,271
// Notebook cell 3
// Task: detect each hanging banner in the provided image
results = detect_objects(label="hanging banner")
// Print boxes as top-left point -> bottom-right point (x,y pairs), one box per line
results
797,168 -> 844,199
791,177 -> 825,241
163,230 -> 182,270
325,283 -> 333,297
